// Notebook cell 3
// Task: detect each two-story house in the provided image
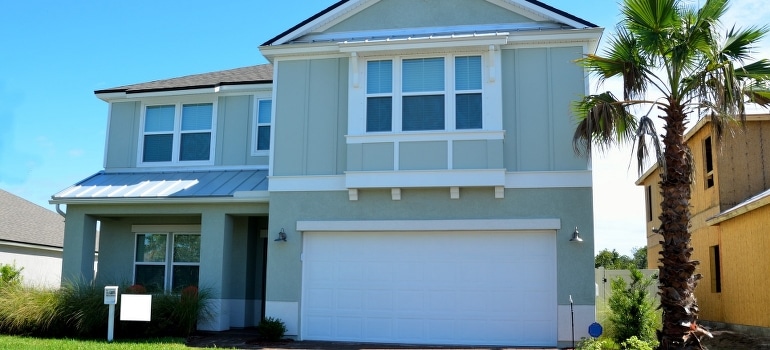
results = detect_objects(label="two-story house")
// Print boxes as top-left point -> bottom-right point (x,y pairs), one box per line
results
637,114 -> 770,336
51,0 -> 602,347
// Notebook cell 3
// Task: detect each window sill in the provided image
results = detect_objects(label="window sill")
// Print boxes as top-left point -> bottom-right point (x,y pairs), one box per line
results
346,130 -> 504,144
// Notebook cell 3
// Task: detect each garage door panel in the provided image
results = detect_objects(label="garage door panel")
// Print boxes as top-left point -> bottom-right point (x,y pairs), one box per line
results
302,231 -> 556,346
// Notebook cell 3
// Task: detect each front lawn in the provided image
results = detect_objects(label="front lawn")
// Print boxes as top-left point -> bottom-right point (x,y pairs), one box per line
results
0,335 -> 189,349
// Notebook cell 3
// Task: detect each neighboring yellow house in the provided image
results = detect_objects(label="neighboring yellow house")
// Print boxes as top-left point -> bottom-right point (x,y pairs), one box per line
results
637,114 -> 770,332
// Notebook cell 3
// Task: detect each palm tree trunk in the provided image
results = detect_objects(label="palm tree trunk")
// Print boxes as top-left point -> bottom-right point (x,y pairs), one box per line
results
657,103 -> 704,350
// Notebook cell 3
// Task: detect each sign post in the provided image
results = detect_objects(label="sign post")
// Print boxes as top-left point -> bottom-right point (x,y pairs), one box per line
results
104,286 -> 119,342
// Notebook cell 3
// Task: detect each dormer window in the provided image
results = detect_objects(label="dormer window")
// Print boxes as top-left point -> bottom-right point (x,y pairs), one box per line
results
364,54 -> 483,133
140,102 -> 215,166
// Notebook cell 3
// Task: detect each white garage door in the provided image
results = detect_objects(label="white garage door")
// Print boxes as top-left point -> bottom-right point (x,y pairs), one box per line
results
301,230 -> 557,346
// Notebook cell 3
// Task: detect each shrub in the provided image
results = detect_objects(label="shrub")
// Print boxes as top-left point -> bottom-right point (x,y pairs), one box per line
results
620,335 -> 656,350
257,316 -> 287,341
0,281 -> 211,339
576,337 -> 617,350
0,263 -> 23,288
607,268 -> 659,345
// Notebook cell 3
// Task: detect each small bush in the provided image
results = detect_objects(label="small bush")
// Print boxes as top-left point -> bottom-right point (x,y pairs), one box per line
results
620,335 -> 657,350
0,263 -> 23,288
576,337 -> 617,350
607,268 -> 658,344
257,317 -> 287,341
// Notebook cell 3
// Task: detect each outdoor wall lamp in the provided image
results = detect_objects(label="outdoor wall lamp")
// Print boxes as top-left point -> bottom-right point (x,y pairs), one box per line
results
275,228 -> 287,242
569,226 -> 583,242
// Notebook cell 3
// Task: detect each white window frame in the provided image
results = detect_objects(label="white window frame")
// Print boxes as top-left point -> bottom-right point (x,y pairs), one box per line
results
349,49 -> 502,137
252,95 -> 273,155
132,226 -> 201,293
138,100 -> 217,167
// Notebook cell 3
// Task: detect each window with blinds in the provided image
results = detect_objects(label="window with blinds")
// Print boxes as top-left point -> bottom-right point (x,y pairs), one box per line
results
365,54 -> 482,133
141,102 -> 214,165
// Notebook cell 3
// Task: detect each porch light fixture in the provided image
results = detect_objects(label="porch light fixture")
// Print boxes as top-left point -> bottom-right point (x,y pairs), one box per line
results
275,228 -> 287,242
569,227 -> 583,242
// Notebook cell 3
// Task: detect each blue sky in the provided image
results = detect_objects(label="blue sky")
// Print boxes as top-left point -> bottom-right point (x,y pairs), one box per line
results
1,0 -> 768,256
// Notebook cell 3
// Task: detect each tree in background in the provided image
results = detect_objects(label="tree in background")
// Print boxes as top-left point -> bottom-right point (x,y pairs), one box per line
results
633,246 -> 649,269
594,248 -> 636,270
573,0 -> 770,347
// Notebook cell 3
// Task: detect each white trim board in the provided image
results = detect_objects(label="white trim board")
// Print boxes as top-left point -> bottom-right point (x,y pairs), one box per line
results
297,218 -> 561,232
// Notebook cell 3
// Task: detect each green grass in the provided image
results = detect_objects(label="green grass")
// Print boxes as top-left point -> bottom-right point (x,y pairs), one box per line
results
0,335 -> 189,349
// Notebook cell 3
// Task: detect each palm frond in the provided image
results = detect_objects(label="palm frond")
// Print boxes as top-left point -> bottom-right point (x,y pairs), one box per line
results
720,25 -> 769,63
572,92 -> 639,156
622,0 -> 680,53
635,115 -> 664,176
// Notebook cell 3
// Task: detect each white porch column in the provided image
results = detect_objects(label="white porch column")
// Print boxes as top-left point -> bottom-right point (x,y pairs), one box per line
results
60,210 -> 97,285
197,212 -> 233,331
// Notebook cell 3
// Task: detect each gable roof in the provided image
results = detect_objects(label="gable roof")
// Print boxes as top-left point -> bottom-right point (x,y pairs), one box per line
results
262,0 -> 598,46
0,189 -> 64,249
95,64 -> 273,96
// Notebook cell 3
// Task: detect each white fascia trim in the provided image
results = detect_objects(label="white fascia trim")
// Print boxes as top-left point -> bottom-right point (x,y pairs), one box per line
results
503,29 -> 602,46
506,171 -> 592,188
102,165 -> 268,173
268,175 -> 347,192
97,84 -> 272,103
268,0 -> 368,46
297,218 -> 561,232
339,35 -> 508,54
49,196 -> 269,205
259,44 -> 341,60
346,130 -> 505,143
346,170 -> 506,188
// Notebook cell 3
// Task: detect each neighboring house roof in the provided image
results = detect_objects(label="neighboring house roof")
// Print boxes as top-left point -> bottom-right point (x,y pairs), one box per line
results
94,64 -> 273,95
262,0 -> 598,46
0,189 -> 64,248
52,170 -> 269,203
707,187 -> 770,225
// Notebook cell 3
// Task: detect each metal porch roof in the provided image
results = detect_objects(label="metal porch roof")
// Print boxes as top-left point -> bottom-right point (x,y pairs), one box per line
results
53,170 -> 268,201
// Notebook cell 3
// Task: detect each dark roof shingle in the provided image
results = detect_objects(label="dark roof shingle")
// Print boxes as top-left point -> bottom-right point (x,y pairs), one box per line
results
0,190 -> 64,248
95,64 -> 273,95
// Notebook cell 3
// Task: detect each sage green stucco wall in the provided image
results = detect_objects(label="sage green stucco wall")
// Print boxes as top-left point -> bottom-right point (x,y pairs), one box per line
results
266,187 -> 595,305
102,95 -> 269,170
217,95 -> 269,167
272,58 -> 349,176
501,47 -> 587,172
324,0 -> 531,33
104,101 -> 140,169
63,202 -> 268,301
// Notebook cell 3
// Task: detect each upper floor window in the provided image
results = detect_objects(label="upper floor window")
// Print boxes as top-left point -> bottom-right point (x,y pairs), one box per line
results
365,55 -> 483,133
254,99 -> 272,152
141,102 -> 215,165
704,136 -> 714,188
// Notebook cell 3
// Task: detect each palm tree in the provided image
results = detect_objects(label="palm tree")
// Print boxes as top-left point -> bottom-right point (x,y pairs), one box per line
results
572,0 -> 770,348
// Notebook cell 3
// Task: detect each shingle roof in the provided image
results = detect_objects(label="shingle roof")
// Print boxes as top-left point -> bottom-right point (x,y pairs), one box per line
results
95,64 -> 273,95
0,189 -> 64,248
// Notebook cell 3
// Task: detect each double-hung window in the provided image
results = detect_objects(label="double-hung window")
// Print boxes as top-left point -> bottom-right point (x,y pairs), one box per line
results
141,102 -> 214,165
134,232 -> 200,293
365,55 -> 483,132
254,99 -> 272,152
